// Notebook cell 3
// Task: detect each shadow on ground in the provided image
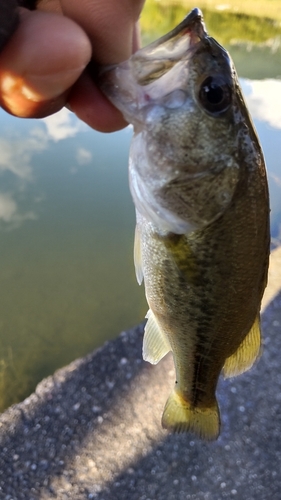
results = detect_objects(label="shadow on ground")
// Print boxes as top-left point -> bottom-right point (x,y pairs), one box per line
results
1,249 -> 281,499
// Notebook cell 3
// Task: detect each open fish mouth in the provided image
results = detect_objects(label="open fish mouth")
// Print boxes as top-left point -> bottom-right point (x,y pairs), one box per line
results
128,7 -> 207,86
99,8 -> 231,126
99,8 -> 210,115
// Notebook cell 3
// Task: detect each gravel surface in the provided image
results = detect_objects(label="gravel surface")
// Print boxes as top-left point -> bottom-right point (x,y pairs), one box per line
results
0,249 -> 281,500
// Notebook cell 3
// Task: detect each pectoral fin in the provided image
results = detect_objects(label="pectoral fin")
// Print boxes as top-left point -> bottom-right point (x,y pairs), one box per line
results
162,233 -> 197,285
143,309 -> 171,364
134,224 -> 143,285
223,315 -> 261,378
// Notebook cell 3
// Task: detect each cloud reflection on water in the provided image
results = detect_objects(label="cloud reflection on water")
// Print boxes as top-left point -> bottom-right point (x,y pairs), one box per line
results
0,78 -> 281,231
241,78 -> 281,129
41,107 -> 87,142
0,129 -> 47,180
0,192 -> 36,227
0,108 -> 90,229
0,108 -> 87,181
76,147 -> 92,166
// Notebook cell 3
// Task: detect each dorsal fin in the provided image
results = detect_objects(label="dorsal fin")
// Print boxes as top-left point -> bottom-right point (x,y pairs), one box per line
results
223,315 -> 261,378
134,224 -> 143,285
143,309 -> 171,364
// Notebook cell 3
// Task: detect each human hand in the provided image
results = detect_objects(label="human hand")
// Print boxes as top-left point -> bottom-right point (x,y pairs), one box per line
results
0,0 -> 145,132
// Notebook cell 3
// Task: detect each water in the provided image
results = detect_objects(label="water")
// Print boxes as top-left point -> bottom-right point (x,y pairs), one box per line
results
0,113 -> 146,408
0,5 -> 280,410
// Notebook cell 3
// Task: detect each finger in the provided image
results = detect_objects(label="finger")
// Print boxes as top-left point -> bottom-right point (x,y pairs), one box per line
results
60,0 -> 145,64
0,0 -> 19,51
68,67 -> 127,133
34,1 -> 144,130
0,9 -> 91,118
68,19 -> 142,132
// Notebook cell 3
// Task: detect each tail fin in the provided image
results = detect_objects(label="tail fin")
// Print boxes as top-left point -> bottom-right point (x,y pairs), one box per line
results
161,390 -> 220,440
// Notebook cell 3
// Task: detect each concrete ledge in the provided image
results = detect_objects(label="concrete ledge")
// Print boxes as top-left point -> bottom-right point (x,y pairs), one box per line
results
1,249 -> 281,499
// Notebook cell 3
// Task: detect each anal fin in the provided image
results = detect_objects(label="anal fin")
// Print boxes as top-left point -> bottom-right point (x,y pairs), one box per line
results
143,309 -> 171,364
223,315 -> 261,378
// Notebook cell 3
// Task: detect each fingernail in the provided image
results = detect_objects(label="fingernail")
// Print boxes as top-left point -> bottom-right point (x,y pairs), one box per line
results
0,72 -> 42,116
0,67 -> 85,116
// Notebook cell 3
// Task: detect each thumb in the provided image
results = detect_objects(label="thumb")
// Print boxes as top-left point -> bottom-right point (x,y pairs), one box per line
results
0,9 -> 91,118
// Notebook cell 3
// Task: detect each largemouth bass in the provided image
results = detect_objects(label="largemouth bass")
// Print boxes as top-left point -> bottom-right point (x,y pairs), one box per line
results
100,8 -> 270,440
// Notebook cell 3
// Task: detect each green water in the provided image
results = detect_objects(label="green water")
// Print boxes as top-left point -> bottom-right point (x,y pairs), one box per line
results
0,119 -> 146,408
0,5 -> 281,410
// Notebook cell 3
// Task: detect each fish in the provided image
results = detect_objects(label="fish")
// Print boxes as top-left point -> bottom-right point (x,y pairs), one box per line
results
99,8 -> 270,440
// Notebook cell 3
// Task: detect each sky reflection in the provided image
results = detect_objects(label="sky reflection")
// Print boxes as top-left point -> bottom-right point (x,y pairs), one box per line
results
0,77 -> 280,232
0,75 -> 280,410
240,78 -> 281,241
42,107 -> 87,141
241,79 -> 281,129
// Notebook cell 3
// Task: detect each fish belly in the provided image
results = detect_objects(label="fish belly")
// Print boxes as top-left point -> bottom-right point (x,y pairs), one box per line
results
138,189 -> 268,439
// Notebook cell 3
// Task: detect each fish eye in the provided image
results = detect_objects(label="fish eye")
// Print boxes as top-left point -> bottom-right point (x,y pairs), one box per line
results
198,76 -> 232,115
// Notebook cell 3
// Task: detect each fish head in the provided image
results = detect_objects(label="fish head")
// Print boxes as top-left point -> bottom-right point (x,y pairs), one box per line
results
100,9 -> 231,124
100,9 -> 261,234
